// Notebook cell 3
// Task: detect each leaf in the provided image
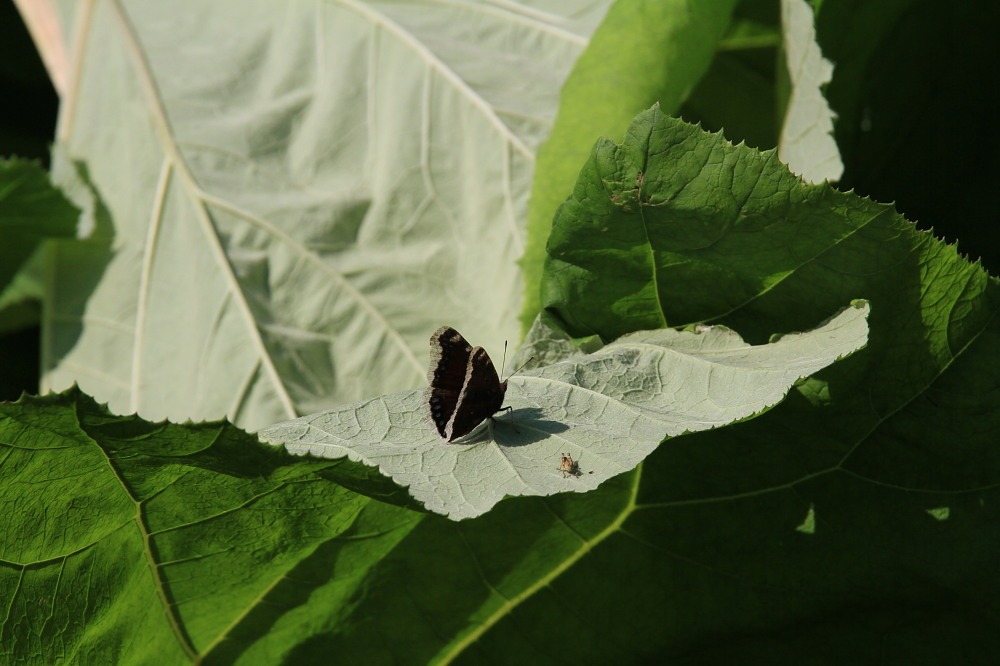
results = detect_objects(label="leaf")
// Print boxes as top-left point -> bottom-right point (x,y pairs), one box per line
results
776,0 -> 843,183
12,8 -> 998,663
260,302 -> 868,520
520,0 -> 738,331
0,157 -> 78,305
544,104 -> 876,339
0,387 -> 421,664
679,1 -> 782,150
506,103 -> 1000,662
43,0 -> 614,430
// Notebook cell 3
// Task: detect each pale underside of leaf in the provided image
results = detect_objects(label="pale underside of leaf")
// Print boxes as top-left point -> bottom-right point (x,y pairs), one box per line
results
260,302 -> 869,519
44,0 -> 613,431
778,0 -> 844,183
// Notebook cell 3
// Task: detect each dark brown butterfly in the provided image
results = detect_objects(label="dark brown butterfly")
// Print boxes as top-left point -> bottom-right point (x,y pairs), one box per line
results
427,326 -> 509,441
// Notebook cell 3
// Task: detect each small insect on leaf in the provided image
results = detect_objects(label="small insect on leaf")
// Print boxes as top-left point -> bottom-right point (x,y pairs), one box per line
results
558,453 -> 583,478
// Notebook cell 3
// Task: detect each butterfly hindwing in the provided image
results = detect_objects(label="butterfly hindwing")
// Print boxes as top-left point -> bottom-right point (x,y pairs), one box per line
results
447,348 -> 508,440
427,326 -> 508,441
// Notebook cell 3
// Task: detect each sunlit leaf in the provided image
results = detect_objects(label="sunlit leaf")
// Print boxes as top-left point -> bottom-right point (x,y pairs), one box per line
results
261,303 -> 868,519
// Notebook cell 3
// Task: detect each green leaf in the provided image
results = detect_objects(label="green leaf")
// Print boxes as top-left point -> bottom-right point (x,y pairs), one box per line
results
0,157 -> 78,306
679,9 -> 781,151
12,6 -> 997,663
0,387 -> 421,663
261,302 -> 868,520
520,0 -> 739,332
515,103 -> 1000,662
543,104 -> 872,338
43,1 -> 613,431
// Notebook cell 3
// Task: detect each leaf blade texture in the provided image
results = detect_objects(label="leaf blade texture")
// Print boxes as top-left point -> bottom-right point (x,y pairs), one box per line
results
0,157 -> 79,309
0,387 -> 421,663
520,0 -> 738,330
260,302 -> 869,520
43,0 -> 613,430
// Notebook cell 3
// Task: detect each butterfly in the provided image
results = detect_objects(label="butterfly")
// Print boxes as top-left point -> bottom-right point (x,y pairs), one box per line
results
426,326 -> 510,441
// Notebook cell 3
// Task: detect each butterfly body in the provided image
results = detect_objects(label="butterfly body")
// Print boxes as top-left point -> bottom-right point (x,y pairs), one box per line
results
427,326 -> 508,441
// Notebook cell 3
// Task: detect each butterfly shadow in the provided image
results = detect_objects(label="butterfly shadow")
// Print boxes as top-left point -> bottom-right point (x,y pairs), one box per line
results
451,407 -> 565,447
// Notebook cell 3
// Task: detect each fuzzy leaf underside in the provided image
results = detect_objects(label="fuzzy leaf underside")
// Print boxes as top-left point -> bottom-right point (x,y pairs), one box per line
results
260,303 -> 868,520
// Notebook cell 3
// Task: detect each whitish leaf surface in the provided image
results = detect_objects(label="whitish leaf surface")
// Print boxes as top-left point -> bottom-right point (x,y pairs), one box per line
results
777,0 -> 843,183
43,0 -> 613,431
260,302 -> 869,519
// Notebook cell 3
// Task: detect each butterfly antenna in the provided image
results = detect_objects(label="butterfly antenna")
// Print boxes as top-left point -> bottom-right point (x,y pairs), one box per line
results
508,355 -> 535,378
499,339 -> 536,380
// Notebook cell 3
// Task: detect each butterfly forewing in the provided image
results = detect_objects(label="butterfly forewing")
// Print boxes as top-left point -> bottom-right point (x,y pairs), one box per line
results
427,326 -> 508,441
427,327 -> 473,439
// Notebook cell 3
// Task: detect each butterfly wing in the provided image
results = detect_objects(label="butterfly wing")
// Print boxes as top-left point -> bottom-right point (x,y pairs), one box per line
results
427,326 -> 508,441
427,327 -> 474,439
447,347 -> 507,440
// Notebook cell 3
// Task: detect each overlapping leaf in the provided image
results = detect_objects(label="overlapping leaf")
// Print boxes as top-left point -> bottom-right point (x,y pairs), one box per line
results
0,388 -> 421,664
8,3 -> 998,663
523,104 -> 1000,662
777,0 -> 842,182
44,0 -> 613,430
261,303 -> 868,519
0,157 -> 78,314
520,0 -> 738,330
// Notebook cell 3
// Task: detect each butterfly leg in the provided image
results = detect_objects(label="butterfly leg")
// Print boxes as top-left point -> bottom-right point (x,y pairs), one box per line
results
488,411 -> 518,439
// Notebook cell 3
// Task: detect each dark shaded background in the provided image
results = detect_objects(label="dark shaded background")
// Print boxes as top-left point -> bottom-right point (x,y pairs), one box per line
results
1,2 -> 58,401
